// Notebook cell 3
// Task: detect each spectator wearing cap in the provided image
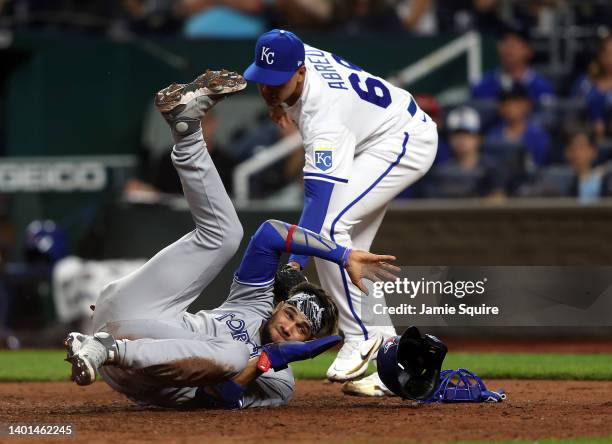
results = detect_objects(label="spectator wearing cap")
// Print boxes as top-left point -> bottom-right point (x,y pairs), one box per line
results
565,130 -> 605,202
471,28 -> 555,104
485,84 -> 551,167
572,35 -> 612,143
423,106 -> 505,198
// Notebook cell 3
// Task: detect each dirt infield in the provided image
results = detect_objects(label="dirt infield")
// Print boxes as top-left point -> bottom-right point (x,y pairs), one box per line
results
2,380 -> 612,444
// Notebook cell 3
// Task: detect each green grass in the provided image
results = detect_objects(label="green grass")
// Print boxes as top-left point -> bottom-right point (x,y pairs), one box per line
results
2,350 -> 612,382
291,351 -> 612,380
0,350 -> 71,381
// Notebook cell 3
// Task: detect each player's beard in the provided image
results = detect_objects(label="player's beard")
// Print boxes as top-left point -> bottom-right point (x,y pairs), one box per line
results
260,320 -> 274,345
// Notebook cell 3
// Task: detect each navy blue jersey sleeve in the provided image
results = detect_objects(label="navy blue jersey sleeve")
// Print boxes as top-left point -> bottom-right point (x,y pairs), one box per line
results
288,179 -> 334,269
235,219 -> 349,286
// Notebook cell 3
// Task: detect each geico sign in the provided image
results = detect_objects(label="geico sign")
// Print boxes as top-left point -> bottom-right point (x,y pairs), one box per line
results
0,162 -> 107,192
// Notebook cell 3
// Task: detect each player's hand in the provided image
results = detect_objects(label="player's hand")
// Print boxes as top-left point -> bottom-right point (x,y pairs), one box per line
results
345,250 -> 400,295
269,106 -> 292,130
261,335 -> 342,371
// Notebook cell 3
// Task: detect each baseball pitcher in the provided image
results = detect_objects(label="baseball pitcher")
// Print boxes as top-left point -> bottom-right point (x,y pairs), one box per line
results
64,70 -> 398,409
243,29 -> 438,396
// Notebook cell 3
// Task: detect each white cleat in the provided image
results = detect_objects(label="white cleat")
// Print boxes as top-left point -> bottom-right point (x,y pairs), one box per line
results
64,332 -> 86,358
64,332 -> 116,386
326,335 -> 384,382
341,372 -> 397,397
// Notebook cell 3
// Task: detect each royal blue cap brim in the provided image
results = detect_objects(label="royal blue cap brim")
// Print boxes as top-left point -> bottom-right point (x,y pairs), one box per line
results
243,62 -> 296,86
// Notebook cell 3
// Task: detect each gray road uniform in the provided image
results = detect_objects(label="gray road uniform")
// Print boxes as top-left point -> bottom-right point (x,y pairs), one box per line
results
91,128 -> 350,409
92,129 -> 292,409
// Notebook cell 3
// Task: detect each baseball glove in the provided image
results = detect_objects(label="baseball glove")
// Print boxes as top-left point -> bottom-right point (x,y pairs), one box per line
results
273,264 -> 307,304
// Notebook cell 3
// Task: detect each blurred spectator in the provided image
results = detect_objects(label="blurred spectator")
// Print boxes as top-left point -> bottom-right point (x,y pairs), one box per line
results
573,0 -> 612,29
509,1 -> 558,36
180,0 -> 334,38
395,0 -> 437,35
471,28 -> 555,104
272,0 -> 333,30
24,220 -> 68,265
421,106 -> 505,198
249,107 -> 301,199
125,110 -> 237,198
181,0 -> 269,38
230,114 -> 286,161
438,0 -> 505,34
572,35 -> 612,143
485,84 -> 551,168
154,109 -> 238,194
337,0 -> 403,34
565,130 -> 605,201
122,0 -> 182,34
4,0 -> 121,32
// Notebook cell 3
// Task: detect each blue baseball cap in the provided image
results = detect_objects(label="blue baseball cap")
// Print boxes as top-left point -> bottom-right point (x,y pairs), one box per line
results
243,29 -> 305,86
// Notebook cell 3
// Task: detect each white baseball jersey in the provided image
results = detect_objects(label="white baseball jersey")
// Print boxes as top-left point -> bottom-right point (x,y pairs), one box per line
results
283,44 -> 422,185
285,43 -> 438,341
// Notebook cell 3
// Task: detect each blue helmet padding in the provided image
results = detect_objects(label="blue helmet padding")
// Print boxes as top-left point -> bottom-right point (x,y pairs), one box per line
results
428,368 -> 506,403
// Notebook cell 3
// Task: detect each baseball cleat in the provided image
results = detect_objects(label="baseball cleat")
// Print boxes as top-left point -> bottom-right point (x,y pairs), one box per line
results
155,69 -> 247,136
341,372 -> 397,397
64,332 -> 87,359
64,332 -> 117,386
326,334 -> 384,382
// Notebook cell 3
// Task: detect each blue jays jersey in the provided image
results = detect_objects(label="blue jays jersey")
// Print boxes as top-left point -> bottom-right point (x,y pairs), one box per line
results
283,44 -> 419,185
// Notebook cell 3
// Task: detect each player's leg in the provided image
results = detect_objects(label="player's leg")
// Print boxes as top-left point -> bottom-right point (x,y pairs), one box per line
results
92,71 -> 247,333
113,335 -> 249,385
336,207 -> 399,397
325,122 -> 438,341
70,71 -> 249,395
314,205 -> 391,335
314,206 -> 391,381
318,121 -> 438,382
66,321 -> 249,405
348,205 -> 396,336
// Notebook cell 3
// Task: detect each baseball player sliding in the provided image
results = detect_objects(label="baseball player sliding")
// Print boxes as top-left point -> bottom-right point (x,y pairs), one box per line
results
64,70 -> 399,409
243,30 -> 438,396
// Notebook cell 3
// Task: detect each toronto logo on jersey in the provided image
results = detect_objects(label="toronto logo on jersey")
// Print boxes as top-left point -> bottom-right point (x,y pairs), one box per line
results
214,312 -> 261,357
261,46 -> 275,65
314,149 -> 333,171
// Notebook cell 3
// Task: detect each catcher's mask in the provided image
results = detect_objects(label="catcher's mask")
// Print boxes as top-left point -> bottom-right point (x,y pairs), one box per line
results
376,326 -> 448,401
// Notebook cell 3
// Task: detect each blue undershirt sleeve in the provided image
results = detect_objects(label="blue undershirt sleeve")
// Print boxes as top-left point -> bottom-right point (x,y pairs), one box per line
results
288,179 -> 334,269
234,219 -> 349,286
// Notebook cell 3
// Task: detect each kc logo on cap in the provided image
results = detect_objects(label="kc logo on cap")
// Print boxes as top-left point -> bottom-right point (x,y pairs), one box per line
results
261,46 -> 275,65
243,29 -> 306,86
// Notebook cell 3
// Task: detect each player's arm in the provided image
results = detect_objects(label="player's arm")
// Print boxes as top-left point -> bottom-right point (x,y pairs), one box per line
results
199,334 -> 345,409
288,125 -> 357,269
235,219 -> 348,286
235,219 -> 397,293
197,359 -> 292,409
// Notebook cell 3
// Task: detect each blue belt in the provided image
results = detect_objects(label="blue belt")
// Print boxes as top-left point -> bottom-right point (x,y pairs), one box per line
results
407,98 -> 418,117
